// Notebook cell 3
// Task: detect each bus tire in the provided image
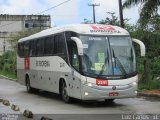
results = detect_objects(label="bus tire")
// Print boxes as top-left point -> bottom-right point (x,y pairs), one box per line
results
61,81 -> 71,103
105,99 -> 115,103
26,76 -> 33,93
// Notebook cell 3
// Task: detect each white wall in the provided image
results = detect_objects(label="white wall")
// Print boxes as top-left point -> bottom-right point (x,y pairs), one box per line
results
0,38 -> 12,56
0,21 -> 24,32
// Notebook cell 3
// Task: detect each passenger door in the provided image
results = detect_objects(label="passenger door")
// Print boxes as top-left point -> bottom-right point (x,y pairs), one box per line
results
69,44 -> 81,99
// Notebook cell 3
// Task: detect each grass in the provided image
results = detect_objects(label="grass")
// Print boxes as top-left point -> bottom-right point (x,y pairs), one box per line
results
138,80 -> 160,91
0,70 -> 17,80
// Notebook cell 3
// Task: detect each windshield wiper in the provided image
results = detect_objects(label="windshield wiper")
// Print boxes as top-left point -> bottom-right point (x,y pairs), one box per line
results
112,49 -> 127,76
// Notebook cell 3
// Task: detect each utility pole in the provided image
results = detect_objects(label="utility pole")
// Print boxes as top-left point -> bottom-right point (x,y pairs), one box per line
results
118,0 -> 124,28
88,3 -> 100,24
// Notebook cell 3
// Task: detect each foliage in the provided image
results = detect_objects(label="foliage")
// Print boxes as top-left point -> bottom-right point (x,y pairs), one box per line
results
150,57 -> 160,79
0,51 -> 16,79
0,70 -> 16,80
136,56 -> 144,73
148,15 -> 160,32
123,0 -> 160,27
99,12 -> 120,25
131,30 -> 160,83
131,30 -> 160,58
98,12 -> 136,32
82,18 -> 92,24
138,80 -> 160,91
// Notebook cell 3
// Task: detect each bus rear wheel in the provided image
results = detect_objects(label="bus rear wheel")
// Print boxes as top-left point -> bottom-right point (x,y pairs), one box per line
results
26,77 -> 33,93
61,81 -> 71,103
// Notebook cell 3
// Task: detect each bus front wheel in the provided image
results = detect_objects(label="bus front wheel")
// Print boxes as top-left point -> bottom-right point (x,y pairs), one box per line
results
61,81 -> 71,103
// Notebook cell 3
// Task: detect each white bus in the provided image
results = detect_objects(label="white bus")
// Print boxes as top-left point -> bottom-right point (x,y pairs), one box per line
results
17,24 -> 145,103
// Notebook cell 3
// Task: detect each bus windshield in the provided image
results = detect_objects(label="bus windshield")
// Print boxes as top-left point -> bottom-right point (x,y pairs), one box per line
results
79,35 -> 136,78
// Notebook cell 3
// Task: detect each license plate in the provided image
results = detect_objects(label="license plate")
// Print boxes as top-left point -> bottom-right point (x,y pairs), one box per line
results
96,79 -> 108,86
109,92 -> 119,96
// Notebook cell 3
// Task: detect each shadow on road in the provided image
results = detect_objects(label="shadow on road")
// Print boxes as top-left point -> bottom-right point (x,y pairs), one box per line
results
21,90 -> 125,108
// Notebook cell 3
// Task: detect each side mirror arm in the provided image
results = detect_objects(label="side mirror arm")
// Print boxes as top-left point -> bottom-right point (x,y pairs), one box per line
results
71,37 -> 84,56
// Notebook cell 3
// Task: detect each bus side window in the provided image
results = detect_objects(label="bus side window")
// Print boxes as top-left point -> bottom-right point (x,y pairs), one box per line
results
36,38 -> 44,56
44,36 -> 54,56
30,40 -> 36,57
50,37 -> 54,55
24,42 -> 30,57
18,42 -> 24,57
54,34 -> 65,54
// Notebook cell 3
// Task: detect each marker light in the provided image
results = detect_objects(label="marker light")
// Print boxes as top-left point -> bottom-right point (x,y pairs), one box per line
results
135,91 -> 137,94
85,92 -> 89,96
132,82 -> 137,86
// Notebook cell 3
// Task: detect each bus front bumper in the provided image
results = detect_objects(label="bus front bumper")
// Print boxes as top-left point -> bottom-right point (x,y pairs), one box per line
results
81,84 -> 137,100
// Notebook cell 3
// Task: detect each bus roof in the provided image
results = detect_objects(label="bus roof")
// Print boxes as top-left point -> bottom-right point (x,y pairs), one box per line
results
18,24 -> 130,42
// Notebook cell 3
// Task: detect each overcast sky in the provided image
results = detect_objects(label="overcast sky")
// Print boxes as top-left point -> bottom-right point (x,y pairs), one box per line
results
0,0 -> 140,27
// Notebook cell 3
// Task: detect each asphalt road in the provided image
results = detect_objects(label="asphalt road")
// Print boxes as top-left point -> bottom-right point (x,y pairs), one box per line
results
0,78 -> 160,120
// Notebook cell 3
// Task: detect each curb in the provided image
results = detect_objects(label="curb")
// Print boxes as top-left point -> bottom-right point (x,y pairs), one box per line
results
0,74 -> 17,81
138,92 -> 160,98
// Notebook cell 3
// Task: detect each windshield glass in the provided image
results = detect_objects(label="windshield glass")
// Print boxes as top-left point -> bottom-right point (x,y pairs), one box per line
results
109,37 -> 136,75
80,35 -> 136,77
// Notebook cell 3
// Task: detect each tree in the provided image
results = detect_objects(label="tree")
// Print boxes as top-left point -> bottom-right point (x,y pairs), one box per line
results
82,18 -> 92,24
99,12 -> 136,32
148,15 -> 160,32
123,0 -> 160,27
99,12 -> 120,25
